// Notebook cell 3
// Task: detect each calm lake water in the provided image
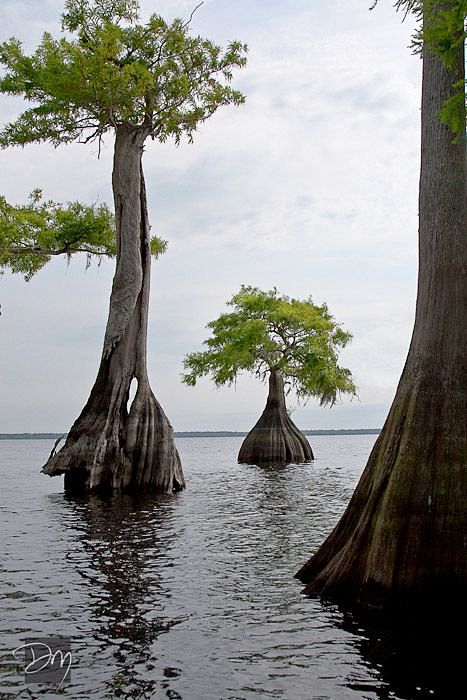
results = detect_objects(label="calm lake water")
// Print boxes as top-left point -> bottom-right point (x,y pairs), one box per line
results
0,435 -> 462,699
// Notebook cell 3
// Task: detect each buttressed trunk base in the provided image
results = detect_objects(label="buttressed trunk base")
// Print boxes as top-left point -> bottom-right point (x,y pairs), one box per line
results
42,124 -> 184,494
238,370 -> 313,466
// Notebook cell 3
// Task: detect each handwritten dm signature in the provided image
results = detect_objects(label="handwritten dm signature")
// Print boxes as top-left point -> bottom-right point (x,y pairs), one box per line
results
13,641 -> 72,688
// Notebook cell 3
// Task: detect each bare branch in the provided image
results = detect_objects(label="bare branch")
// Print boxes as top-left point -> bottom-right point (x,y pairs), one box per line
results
182,2 -> 204,30
78,124 -> 105,144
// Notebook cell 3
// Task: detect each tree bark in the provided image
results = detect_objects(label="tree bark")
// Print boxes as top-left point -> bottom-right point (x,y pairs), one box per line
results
238,369 -> 313,465
42,124 -> 185,494
296,5 -> 467,608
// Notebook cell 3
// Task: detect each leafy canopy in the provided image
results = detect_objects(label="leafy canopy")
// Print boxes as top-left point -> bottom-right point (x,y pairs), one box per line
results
183,286 -> 356,406
0,0 -> 236,278
0,0 -> 247,147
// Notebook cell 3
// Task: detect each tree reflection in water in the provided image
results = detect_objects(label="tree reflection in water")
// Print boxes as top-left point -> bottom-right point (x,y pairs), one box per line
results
36,438 -> 462,700
337,603 -> 463,699
59,493 -> 185,698
249,461 -> 464,700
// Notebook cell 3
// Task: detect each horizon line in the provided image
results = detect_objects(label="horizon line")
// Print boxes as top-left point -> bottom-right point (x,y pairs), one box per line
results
0,429 -> 381,440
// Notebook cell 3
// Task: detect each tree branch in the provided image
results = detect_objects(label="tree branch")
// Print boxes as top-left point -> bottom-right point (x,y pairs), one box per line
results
182,2 -> 204,30
0,244 -> 111,257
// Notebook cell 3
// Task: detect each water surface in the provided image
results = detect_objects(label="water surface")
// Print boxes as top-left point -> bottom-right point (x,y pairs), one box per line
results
0,436 -> 461,699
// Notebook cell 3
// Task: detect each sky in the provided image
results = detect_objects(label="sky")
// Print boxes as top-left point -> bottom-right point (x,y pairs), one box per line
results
0,0 -> 421,433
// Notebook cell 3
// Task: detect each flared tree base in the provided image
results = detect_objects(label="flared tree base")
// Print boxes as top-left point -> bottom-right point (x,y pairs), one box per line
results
238,370 -> 313,466
295,362 -> 467,610
42,370 -> 184,495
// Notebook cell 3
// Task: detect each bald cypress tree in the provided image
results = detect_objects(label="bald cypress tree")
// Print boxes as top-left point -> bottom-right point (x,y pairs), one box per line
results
0,0 -> 246,493
183,286 -> 355,466
297,0 -> 467,609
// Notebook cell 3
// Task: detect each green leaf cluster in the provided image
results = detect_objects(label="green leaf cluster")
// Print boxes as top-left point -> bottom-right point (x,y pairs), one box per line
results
0,0 -> 247,147
373,0 -> 467,136
0,190 -> 167,280
418,0 -> 467,136
0,190 -> 116,279
393,0 -> 467,65
183,286 -> 356,406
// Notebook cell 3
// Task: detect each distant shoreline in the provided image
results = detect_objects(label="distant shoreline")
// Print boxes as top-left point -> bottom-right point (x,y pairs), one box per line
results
0,429 -> 381,440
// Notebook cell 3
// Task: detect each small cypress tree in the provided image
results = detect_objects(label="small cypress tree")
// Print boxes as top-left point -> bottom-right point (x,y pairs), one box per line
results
183,286 -> 355,465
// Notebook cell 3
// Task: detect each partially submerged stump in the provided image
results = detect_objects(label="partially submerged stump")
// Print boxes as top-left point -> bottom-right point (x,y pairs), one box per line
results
238,370 -> 313,466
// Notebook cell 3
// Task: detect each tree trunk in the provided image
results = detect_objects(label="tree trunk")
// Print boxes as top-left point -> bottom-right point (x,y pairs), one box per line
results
296,5 -> 467,609
42,124 -> 185,494
238,369 -> 313,465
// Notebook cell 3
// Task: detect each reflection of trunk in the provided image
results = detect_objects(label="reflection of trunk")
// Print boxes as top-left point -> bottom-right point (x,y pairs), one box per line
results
297,11 -> 467,608
238,370 -> 313,465
42,124 -> 184,494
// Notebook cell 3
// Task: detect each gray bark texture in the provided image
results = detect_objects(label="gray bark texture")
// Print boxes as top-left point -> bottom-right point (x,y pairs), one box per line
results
42,124 -> 185,494
238,370 -> 313,465
296,8 -> 467,609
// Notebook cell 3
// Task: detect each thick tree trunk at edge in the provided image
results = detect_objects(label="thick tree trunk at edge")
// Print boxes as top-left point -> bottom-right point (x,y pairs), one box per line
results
42,124 -> 185,494
296,8 -> 467,609
238,370 -> 313,465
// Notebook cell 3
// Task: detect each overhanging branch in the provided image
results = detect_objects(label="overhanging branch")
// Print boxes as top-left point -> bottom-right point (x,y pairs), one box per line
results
0,244 -> 112,257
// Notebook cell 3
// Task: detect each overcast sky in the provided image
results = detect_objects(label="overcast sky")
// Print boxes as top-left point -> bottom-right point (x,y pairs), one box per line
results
0,0 -> 421,433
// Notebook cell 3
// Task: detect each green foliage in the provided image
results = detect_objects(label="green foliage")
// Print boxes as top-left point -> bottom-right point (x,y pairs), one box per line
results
372,0 -> 467,136
396,0 -> 467,71
0,0 -> 247,147
0,190 -> 115,279
62,0 -> 140,29
0,190 -> 167,280
183,286 -> 356,407
420,0 -> 467,137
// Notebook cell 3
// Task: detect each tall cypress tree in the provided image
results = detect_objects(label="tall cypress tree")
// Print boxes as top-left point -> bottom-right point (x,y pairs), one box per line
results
297,0 -> 467,608
0,0 -> 246,493
297,0 -> 467,605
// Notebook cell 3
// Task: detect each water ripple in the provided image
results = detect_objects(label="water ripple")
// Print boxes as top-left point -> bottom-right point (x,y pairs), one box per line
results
0,435 -> 461,699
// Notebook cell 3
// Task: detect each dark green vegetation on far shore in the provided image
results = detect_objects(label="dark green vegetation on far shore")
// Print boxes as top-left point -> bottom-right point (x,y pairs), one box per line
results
0,429 -> 380,440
